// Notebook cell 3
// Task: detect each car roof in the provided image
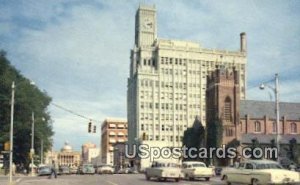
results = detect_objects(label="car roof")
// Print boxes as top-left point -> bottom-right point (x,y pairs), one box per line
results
153,161 -> 180,164
243,160 -> 278,164
182,161 -> 205,164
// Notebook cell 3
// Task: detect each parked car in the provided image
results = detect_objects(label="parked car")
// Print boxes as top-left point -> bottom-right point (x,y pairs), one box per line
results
182,161 -> 213,181
223,159 -> 300,185
117,167 -> 130,174
80,164 -> 95,174
59,166 -> 70,175
145,161 -> 183,182
69,166 -> 78,174
97,164 -> 114,174
38,166 -> 51,176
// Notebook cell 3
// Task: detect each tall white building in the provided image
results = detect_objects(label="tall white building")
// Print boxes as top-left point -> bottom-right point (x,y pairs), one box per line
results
127,4 -> 247,150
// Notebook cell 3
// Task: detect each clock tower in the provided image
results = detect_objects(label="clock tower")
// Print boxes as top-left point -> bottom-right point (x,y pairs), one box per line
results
134,4 -> 157,47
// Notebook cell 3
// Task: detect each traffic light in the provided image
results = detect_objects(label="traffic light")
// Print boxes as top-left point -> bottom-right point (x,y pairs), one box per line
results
88,122 -> 92,133
93,125 -> 96,133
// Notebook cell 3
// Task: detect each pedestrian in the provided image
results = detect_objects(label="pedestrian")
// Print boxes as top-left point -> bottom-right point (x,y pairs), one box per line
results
49,160 -> 57,179
289,163 -> 296,171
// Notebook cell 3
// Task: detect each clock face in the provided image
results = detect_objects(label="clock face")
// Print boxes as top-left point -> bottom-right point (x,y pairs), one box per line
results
143,18 -> 153,30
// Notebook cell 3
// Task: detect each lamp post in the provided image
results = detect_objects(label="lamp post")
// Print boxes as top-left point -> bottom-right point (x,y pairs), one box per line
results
9,81 -> 15,185
259,73 -> 280,161
9,81 -> 35,184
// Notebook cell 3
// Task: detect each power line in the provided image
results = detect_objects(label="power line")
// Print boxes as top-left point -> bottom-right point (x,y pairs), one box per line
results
51,102 -> 100,123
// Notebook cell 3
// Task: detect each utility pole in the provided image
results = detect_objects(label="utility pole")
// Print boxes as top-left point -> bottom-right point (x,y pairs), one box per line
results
41,140 -> 43,165
9,81 -> 15,185
275,74 -> 280,161
31,112 -> 35,176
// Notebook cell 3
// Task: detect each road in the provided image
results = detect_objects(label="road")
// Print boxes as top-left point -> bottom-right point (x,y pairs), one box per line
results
0,174 -> 226,185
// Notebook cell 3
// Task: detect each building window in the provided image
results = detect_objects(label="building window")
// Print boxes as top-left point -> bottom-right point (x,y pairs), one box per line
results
291,122 -> 297,134
226,128 -> 233,136
224,96 -> 232,122
272,122 -> 277,133
254,121 -> 261,133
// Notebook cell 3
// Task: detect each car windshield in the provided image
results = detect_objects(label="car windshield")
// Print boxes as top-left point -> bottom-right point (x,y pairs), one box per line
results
102,165 -> 112,168
39,166 -> 50,170
83,164 -> 93,168
192,163 -> 206,167
255,163 -> 283,169
158,163 -> 179,167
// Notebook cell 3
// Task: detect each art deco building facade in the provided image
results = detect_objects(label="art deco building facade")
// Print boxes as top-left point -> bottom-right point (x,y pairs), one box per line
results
101,118 -> 128,164
127,5 -> 247,148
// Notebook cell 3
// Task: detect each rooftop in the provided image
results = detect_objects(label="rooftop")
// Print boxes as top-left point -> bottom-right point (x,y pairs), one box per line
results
240,100 -> 300,120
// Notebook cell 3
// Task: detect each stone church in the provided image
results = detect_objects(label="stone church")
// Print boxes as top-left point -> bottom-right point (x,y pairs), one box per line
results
206,67 -> 300,164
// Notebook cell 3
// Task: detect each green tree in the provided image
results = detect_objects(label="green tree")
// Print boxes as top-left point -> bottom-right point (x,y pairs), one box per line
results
0,51 -> 53,169
288,138 -> 298,163
182,116 -> 205,161
250,138 -> 261,159
206,117 -> 223,149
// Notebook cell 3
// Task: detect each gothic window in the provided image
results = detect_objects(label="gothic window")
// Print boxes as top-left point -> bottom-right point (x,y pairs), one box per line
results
224,96 -> 232,122
272,122 -> 277,133
226,128 -> 233,136
254,121 -> 261,132
291,122 -> 297,134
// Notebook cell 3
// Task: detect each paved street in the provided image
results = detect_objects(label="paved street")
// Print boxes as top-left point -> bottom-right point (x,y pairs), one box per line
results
0,174 -> 226,185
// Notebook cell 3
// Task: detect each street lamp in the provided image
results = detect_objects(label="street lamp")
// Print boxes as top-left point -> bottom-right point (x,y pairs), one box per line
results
259,73 -> 280,161
9,82 -> 15,185
31,114 -> 45,175
9,80 -> 35,184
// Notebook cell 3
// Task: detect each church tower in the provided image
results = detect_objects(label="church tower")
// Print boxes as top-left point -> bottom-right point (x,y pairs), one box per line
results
134,4 -> 157,47
206,67 -> 241,145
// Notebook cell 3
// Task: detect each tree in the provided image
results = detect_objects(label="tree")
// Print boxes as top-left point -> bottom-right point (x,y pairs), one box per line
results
206,117 -> 223,149
0,51 -> 53,169
288,138 -> 298,163
250,138 -> 261,159
182,116 -> 205,161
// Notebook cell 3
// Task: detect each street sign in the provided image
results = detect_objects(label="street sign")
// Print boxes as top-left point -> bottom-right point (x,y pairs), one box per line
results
4,141 -> 10,151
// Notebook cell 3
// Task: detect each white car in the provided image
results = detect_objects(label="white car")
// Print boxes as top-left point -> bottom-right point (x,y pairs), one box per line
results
182,161 -> 214,181
223,159 -> 300,185
145,161 -> 183,182
97,164 -> 114,174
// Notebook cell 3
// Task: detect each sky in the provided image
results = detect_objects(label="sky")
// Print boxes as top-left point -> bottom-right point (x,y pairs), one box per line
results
0,0 -> 300,151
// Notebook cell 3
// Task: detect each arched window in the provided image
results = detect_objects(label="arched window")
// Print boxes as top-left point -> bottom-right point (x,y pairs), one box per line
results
224,96 -> 232,121
254,121 -> 261,132
272,122 -> 277,133
291,122 -> 297,134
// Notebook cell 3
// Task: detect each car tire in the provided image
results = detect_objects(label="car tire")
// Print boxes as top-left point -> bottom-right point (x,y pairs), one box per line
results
175,178 -> 180,182
223,175 -> 231,185
205,177 -> 210,181
251,178 -> 259,185
145,174 -> 150,181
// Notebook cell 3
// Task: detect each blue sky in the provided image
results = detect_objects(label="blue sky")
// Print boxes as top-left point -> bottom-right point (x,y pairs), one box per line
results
1,0 -> 299,151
